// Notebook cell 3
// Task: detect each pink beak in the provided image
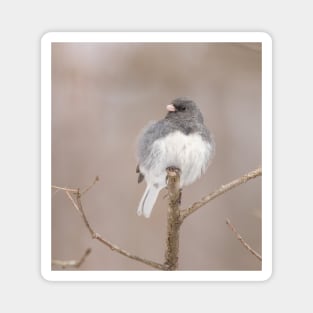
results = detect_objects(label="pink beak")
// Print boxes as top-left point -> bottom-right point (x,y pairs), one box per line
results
166,104 -> 176,112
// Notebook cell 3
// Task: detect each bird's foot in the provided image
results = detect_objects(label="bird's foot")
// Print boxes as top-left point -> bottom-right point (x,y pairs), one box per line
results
166,166 -> 181,175
165,166 -> 181,184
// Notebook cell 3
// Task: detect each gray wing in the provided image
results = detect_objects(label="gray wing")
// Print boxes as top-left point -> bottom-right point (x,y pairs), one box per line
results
137,119 -> 172,166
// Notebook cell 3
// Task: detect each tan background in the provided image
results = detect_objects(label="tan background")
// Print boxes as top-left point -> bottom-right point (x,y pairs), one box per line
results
51,42 -> 262,271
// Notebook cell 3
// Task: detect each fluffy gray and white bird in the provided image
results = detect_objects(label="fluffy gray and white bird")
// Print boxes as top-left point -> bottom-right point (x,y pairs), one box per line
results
136,97 -> 215,218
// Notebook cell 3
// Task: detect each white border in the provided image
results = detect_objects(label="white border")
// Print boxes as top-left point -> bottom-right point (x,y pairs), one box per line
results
41,32 -> 272,281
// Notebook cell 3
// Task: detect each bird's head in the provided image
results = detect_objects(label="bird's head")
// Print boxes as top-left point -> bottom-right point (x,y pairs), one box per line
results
166,97 -> 204,123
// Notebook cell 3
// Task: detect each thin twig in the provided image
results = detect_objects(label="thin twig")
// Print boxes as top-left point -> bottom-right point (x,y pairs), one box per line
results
51,185 -> 78,193
52,248 -> 92,269
54,177 -> 166,270
180,167 -> 262,220
65,190 -> 81,214
74,193 -> 166,270
52,176 -> 99,195
226,219 -> 262,261
81,176 -> 100,195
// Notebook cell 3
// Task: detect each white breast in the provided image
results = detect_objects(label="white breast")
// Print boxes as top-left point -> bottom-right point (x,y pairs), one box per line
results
141,131 -> 213,188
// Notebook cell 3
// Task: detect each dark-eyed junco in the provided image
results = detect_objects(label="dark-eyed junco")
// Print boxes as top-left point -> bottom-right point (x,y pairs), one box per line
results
136,97 -> 215,218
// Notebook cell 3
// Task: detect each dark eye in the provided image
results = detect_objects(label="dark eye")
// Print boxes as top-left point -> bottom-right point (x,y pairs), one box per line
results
180,105 -> 186,111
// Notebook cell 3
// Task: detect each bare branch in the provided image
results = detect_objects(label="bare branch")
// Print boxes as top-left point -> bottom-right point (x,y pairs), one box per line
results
54,177 -> 166,270
180,167 -> 262,220
52,176 -> 99,195
81,176 -> 100,195
65,190 -> 81,214
52,167 -> 262,270
52,248 -> 92,269
51,185 -> 78,193
74,193 -> 166,270
226,219 -> 262,261
164,168 -> 182,270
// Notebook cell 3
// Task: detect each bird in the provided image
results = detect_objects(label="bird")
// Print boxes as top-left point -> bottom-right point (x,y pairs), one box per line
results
136,97 -> 215,218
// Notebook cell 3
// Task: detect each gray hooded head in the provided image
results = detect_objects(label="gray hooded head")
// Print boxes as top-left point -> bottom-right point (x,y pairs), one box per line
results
165,97 -> 204,127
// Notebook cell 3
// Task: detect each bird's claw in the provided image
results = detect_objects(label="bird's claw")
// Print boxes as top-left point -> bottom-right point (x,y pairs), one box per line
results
166,166 -> 181,174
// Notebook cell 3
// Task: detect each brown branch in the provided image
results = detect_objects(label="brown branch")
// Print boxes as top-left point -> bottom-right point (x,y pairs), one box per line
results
53,167 -> 262,271
226,218 -> 262,261
51,185 -> 78,193
65,190 -> 81,214
74,193 -> 166,270
53,177 -> 166,270
52,176 -> 99,195
164,169 -> 182,270
180,167 -> 262,220
81,176 -> 100,195
52,248 -> 92,269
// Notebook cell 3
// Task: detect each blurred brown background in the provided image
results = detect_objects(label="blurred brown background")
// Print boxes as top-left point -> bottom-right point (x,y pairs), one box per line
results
51,42 -> 262,271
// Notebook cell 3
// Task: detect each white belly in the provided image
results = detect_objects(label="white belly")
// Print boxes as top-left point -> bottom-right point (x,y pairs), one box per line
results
141,131 -> 213,187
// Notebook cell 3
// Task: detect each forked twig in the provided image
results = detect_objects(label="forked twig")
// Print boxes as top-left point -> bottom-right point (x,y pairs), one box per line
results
75,193 -> 166,270
53,177 -> 166,270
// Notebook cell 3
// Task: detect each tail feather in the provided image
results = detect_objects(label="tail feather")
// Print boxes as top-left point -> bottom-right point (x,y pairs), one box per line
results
137,185 -> 161,218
